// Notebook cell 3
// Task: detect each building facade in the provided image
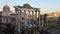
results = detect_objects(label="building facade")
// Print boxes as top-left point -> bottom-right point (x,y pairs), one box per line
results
0,2 -> 15,25
2,3 -> 14,23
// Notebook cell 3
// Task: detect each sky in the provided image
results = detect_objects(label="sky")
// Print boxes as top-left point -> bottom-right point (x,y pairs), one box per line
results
0,0 -> 60,14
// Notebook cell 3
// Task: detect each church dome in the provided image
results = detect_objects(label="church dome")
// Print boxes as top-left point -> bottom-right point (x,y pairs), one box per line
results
3,2 -> 10,11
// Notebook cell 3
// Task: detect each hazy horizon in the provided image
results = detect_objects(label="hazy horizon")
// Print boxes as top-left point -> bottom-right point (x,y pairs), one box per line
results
0,0 -> 60,14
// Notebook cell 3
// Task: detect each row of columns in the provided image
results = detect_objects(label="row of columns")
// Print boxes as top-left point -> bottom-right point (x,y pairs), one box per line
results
23,10 -> 40,27
14,6 -> 41,34
15,9 -> 41,28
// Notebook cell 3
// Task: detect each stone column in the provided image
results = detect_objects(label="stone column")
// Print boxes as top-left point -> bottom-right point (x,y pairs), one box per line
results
19,10 -> 21,34
14,8 -> 18,34
42,15 -> 44,27
38,11 -> 40,27
32,11 -> 34,27
19,10 -> 21,29
35,11 -> 37,25
14,6 -> 21,34
24,10 -> 26,27
28,11 -> 30,25
24,10 -> 27,28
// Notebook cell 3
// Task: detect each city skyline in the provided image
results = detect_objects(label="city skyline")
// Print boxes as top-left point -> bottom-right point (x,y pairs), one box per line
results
0,0 -> 60,14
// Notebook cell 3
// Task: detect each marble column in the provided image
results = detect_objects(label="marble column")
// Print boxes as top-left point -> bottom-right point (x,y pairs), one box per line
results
19,10 -> 21,28
32,11 -> 34,27
38,11 -> 40,27
24,10 -> 27,28
18,10 -> 21,34
28,11 -> 30,25
35,11 -> 37,25
42,15 -> 44,27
